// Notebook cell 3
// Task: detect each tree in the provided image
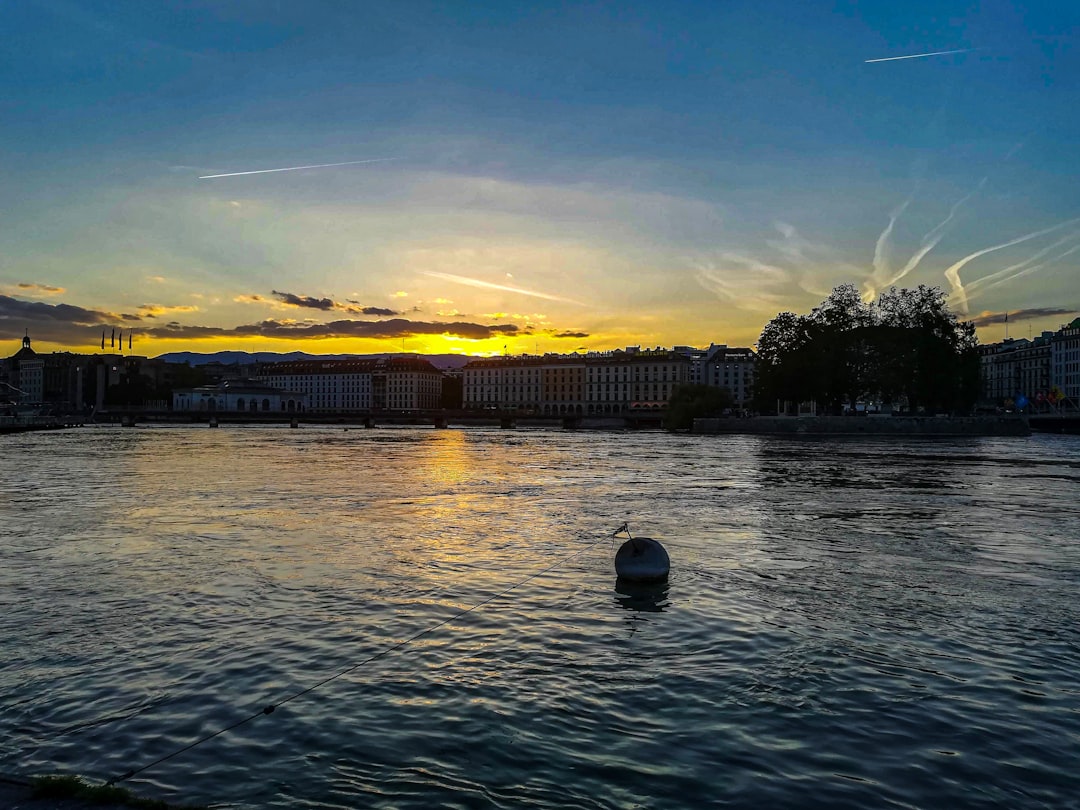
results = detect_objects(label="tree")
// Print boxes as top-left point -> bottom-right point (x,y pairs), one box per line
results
666,384 -> 734,430
754,284 -> 979,415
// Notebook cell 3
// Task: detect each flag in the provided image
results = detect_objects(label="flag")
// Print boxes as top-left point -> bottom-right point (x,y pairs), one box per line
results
111,328 -> 115,347
1004,311 -> 1008,323
118,329 -> 122,351
101,331 -> 105,350
129,331 -> 132,350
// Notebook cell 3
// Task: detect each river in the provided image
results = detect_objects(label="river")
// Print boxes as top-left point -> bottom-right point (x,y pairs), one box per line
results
2,425 -> 1079,809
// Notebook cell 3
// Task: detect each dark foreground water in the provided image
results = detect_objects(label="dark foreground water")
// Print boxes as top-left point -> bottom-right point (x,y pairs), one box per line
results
2,426 -> 1079,809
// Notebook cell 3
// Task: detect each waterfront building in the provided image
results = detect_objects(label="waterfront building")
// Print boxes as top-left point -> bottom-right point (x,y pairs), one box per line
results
1052,317 -> 1080,404
5,334 -> 44,404
376,357 -> 443,410
173,380 -> 307,413
463,347 -> 696,415
979,319 -> 1080,409
462,356 -> 546,412
255,356 -> 442,413
700,344 -> 756,407
544,357 -> 587,415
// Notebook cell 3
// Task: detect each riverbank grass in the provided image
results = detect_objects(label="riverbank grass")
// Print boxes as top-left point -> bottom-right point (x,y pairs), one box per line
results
32,775 -> 204,809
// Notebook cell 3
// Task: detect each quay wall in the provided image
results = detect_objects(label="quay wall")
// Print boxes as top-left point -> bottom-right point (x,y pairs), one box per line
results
693,415 -> 1031,437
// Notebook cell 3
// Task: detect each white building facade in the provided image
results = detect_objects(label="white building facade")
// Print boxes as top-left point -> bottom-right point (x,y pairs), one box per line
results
173,381 -> 307,413
1051,319 -> 1080,404
255,357 -> 442,413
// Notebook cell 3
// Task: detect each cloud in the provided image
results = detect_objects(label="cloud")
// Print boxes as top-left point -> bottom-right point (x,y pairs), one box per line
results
234,294 -> 266,304
272,290 -> 335,310
0,294 -> 520,344
138,304 -> 200,318
15,283 -> 66,295
968,308 -> 1078,327
145,276 -> 167,283
0,294 -> 140,326
392,291 -> 409,298
356,306 -> 399,316
551,330 -> 590,339
271,290 -> 400,317
691,253 -> 795,313
147,318 -> 520,341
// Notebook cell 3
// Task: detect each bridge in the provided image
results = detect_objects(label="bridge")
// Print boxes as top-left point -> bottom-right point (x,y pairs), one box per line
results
94,407 -> 668,431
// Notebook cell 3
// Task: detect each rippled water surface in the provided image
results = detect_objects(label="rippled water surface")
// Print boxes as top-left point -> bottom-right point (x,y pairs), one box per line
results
2,425 -> 1080,809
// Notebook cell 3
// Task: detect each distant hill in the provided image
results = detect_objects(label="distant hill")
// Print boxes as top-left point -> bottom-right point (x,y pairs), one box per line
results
155,350 -> 473,371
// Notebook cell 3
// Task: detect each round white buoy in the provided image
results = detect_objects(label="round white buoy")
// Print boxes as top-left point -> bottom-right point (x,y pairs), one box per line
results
615,536 -> 670,583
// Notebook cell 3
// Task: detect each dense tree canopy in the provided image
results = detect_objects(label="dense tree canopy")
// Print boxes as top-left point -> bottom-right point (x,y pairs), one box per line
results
754,284 -> 979,415
666,383 -> 734,430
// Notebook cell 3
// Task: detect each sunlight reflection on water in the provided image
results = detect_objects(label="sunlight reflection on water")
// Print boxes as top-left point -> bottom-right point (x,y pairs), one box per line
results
2,425 -> 1079,808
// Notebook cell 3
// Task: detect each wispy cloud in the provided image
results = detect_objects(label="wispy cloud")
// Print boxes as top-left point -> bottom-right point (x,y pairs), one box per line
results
767,222 -> 860,296
138,303 -> 200,318
15,282 -> 66,295
691,253 -> 794,313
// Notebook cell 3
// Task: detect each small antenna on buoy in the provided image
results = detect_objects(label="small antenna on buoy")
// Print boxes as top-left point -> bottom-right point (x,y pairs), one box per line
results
613,522 -> 641,551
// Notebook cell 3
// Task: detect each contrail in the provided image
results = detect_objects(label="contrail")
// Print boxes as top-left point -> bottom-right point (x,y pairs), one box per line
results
198,158 -> 396,179
881,178 -> 986,290
966,232 -> 1080,296
944,218 -> 1080,313
422,271 -> 584,305
865,48 -> 974,64
968,238 -> 1080,303
866,196 -> 911,300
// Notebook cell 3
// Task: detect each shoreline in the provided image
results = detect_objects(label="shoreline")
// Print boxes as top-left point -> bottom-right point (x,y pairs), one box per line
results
693,415 -> 1032,437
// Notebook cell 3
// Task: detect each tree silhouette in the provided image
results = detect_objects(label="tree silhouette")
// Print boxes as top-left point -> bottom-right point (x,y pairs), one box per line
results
754,285 -> 979,415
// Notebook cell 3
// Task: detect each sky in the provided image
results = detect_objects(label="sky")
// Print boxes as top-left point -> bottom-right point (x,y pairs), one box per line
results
2,0 -> 1079,358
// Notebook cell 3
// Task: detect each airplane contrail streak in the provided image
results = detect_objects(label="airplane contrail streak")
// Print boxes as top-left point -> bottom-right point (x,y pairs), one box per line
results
944,218 -> 1080,313
198,158 -> 396,179
865,48 -> 974,64
969,241 -> 1080,303
423,272 -> 584,305
882,178 -> 987,290
966,232 -> 1080,296
865,197 -> 911,300
999,244 -> 1080,285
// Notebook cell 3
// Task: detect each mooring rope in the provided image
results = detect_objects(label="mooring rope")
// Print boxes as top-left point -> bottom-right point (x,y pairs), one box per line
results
106,529 -> 618,787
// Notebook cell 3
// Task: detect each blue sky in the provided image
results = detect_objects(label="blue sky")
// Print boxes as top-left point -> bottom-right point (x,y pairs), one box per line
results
2,0 -> 1078,355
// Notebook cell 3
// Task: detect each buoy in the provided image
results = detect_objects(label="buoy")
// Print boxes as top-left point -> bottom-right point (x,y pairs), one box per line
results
613,524 -> 670,583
